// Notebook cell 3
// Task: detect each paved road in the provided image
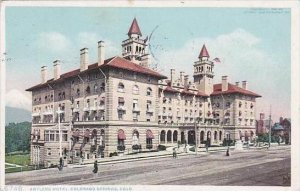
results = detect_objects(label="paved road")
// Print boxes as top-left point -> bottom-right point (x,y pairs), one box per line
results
6,146 -> 290,186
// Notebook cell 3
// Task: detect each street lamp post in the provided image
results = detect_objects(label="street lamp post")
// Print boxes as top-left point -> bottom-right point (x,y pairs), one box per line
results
57,107 -> 63,169
268,105 -> 272,148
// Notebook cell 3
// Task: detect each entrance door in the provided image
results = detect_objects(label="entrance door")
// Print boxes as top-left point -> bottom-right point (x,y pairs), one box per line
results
188,130 -> 195,145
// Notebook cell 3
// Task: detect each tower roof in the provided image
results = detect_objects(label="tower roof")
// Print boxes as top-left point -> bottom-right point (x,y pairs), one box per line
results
198,44 -> 210,58
128,18 -> 142,36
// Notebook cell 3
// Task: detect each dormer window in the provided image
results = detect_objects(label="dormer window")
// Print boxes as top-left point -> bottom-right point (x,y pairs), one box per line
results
100,83 -> 105,92
133,85 -> 139,94
118,82 -> 125,93
94,84 -> 98,93
86,86 -> 91,94
146,87 -> 152,96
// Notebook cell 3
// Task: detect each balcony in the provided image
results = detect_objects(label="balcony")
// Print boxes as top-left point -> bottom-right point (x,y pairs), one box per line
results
133,107 -> 140,112
32,112 -> 41,117
83,107 -> 90,112
89,106 -> 97,111
73,108 -> 80,113
117,105 -> 126,111
146,108 -> 154,113
43,110 -> 53,116
98,105 -> 105,111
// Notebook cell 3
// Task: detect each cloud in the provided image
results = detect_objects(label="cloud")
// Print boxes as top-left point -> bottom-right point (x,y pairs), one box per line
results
37,32 -> 71,54
6,89 -> 31,111
154,28 -> 290,120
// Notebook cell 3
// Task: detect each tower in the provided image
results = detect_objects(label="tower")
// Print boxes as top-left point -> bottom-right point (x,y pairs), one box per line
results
121,18 -> 151,68
193,44 -> 214,95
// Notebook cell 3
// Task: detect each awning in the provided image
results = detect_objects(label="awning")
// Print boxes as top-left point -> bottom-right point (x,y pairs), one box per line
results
146,130 -> 154,139
118,130 -> 126,140
84,130 -> 91,138
118,97 -> 125,103
72,131 -> 80,137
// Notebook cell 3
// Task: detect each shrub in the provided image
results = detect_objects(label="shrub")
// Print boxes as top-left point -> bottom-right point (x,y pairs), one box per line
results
146,144 -> 153,149
117,145 -> 125,151
132,144 -> 141,150
109,152 -> 118,157
157,145 -> 166,151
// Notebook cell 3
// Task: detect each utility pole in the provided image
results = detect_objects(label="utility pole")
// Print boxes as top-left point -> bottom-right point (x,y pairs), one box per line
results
194,122 -> 198,155
57,107 -> 63,159
268,105 -> 272,148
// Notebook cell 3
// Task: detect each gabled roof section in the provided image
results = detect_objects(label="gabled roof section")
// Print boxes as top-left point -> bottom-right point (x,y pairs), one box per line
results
128,18 -> 142,36
102,56 -> 167,79
211,83 -> 261,97
26,56 -> 166,91
163,86 -> 180,93
199,44 -> 210,58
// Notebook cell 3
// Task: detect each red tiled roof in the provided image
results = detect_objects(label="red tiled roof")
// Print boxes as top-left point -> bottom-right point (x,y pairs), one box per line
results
163,86 -> 180,93
181,90 -> 195,96
102,57 -> 166,79
199,44 -> 210,58
211,83 -> 261,97
128,18 -> 142,36
196,91 -> 209,97
26,56 -> 166,91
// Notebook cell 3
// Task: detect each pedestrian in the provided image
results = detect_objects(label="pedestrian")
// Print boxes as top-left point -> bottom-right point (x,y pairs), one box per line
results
175,148 -> 177,159
93,160 -> 98,178
205,142 -> 209,153
172,148 -> 176,158
226,147 -> 230,156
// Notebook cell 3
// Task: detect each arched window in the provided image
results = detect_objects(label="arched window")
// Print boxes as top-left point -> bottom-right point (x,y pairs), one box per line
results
214,131 -> 218,140
132,130 -> 139,145
86,86 -> 91,94
160,130 -> 166,143
94,84 -> 98,93
146,87 -> 152,96
118,82 -> 125,92
133,85 -> 139,94
219,131 -> 222,141
167,130 -> 172,142
100,83 -> 105,92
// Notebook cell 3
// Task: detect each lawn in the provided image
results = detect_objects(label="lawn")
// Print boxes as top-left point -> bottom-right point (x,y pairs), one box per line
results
5,153 -> 31,166
5,153 -> 34,173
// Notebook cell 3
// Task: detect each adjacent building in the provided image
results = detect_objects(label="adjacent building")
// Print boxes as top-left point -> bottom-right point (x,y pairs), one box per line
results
26,18 -> 261,166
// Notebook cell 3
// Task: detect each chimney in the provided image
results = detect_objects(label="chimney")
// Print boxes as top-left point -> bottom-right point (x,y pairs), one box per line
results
184,75 -> 189,88
222,76 -> 228,91
53,60 -> 61,80
98,41 -> 105,66
170,69 -> 175,87
180,71 -> 185,84
242,80 -> 248,90
235,82 -> 240,87
41,66 -> 48,83
80,48 -> 89,72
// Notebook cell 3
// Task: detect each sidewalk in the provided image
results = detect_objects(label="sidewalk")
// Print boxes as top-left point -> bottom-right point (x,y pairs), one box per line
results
67,144 -> 291,168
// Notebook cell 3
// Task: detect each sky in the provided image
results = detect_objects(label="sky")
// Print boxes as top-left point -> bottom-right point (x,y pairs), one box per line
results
5,7 -> 291,121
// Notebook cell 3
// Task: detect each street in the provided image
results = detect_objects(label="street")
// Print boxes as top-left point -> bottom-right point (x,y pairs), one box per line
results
6,146 -> 290,186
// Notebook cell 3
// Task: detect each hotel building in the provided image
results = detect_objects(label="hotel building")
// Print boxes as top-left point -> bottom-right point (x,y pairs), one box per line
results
26,18 -> 261,166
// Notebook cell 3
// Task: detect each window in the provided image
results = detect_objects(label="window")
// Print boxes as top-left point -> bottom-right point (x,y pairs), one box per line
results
133,85 -> 139,94
163,97 -> 167,104
94,84 -> 98,93
47,148 -> 51,156
146,100 -> 152,112
76,89 -> 80,96
133,99 -> 139,111
118,82 -> 125,92
100,82 -> 105,92
146,87 -> 152,96
86,86 -> 91,94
